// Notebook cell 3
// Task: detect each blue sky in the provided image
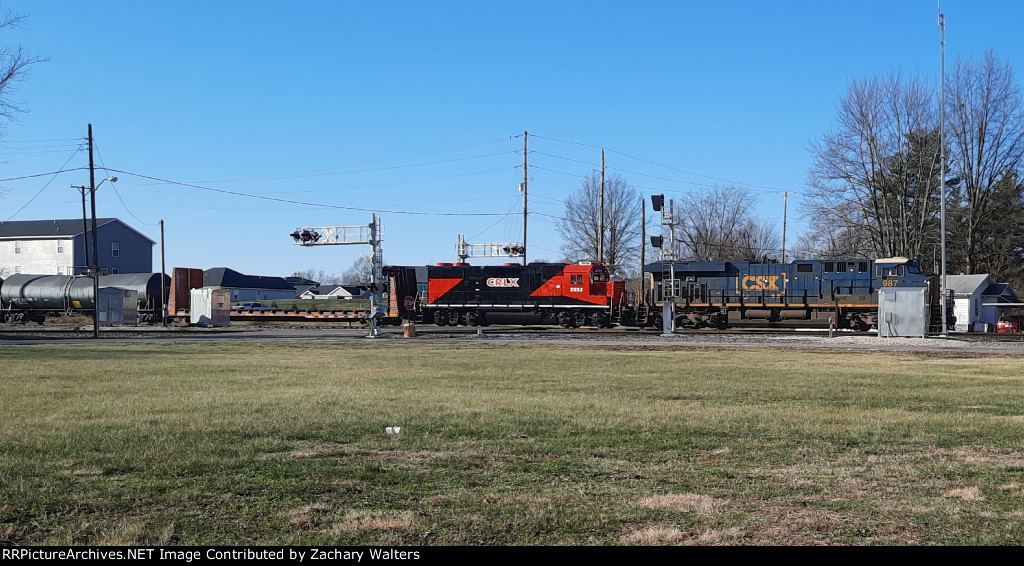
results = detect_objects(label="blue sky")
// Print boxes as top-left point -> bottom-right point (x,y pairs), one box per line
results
0,0 -> 1020,278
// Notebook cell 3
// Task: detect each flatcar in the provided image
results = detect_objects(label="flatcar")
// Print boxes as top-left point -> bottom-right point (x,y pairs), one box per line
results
385,261 -> 627,327
641,257 -> 949,331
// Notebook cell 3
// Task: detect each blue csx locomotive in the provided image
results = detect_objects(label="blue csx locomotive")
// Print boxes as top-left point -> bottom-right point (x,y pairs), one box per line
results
641,257 -> 947,331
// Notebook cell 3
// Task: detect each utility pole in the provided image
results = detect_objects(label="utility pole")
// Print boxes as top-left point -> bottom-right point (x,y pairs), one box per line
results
522,131 -> 528,265
88,123 -> 99,339
599,149 -> 605,263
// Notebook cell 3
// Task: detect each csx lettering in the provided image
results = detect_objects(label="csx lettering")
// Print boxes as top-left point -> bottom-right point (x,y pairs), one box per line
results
486,278 -> 520,287
741,275 -> 780,291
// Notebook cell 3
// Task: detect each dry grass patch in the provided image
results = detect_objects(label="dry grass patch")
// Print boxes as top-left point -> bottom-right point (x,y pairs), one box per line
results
744,505 -> 923,546
620,526 -> 686,545
943,486 -> 985,501
694,527 -> 743,545
638,493 -> 723,516
286,503 -> 333,529
333,510 -> 418,532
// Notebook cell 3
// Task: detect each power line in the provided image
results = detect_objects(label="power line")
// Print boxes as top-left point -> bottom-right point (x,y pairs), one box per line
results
102,168 -> 512,217
3,146 -> 86,222
530,133 -> 800,193
175,151 -> 519,185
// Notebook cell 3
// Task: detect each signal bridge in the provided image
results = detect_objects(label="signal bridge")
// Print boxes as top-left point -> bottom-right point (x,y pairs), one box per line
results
288,216 -> 385,337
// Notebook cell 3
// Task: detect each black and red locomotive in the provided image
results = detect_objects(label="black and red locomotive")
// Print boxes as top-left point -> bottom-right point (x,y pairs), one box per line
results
384,261 -> 628,328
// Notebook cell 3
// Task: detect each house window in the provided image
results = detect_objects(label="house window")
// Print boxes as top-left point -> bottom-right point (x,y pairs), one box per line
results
57,240 -> 65,254
14,240 -> 21,254
111,242 -> 120,257
14,266 -> 21,274
57,265 -> 64,275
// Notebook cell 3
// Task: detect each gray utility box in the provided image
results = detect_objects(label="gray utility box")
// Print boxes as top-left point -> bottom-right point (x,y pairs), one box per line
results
98,288 -> 138,326
877,287 -> 928,337
190,287 -> 231,327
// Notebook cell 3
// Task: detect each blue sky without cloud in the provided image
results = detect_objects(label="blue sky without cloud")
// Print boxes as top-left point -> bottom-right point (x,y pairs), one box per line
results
0,0 -> 1020,278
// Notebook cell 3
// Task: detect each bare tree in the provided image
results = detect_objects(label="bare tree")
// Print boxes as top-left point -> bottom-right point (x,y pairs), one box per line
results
670,186 -> 779,262
291,268 -> 343,286
805,72 -> 941,260
557,172 -> 642,276
0,8 -> 44,127
338,254 -> 374,285
946,51 -> 1024,274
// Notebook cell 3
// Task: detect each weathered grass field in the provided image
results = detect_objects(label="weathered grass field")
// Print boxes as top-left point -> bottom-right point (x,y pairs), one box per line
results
1,341 -> 1023,546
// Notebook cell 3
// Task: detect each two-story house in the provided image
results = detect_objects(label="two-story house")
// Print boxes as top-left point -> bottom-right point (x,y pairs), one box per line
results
0,218 -> 155,277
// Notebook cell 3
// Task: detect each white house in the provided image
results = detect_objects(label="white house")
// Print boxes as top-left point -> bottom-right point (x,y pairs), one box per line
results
947,274 -> 1021,332
299,284 -> 368,300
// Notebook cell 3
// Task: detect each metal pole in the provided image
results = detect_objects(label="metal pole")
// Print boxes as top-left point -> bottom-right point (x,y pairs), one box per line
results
640,196 -> 646,301
522,131 -> 528,265
599,149 -> 605,263
368,214 -> 382,337
160,219 -> 167,326
938,4 -> 948,335
88,123 -> 99,339
781,191 -> 789,263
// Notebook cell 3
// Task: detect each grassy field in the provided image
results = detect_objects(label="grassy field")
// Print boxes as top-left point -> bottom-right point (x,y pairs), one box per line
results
1,341 -> 1023,546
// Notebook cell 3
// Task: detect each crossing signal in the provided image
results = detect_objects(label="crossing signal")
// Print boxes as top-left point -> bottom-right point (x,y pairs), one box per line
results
290,229 -> 322,244
650,236 -> 663,248
651,194 -> 664,212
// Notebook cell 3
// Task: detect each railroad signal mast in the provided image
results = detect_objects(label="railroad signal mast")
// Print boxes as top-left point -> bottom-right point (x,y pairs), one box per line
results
289,215 -> 385,337
455,234 -> 525,263
649,194 -> 680,261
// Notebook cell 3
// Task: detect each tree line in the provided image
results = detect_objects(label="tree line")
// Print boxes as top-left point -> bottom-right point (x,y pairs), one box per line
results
558,50 -> 1024,290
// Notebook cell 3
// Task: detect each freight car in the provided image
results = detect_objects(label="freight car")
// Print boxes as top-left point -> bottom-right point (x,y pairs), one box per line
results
0,272 -> 169,323
641,257 -> 950,331
384,261 -> 628,327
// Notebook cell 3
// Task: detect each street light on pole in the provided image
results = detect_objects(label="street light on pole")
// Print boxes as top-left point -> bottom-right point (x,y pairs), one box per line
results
84,122 -> 119,338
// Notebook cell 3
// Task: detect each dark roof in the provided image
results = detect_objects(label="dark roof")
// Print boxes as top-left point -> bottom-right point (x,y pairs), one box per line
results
204,267 -> 295,290
982,283 -> 1021,303
0,218 -> 155,244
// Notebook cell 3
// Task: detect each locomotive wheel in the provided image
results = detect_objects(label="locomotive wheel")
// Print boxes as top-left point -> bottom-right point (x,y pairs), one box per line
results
557,311 -> 572,328
434,310 -> 449,327
571,310 -> 585,328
